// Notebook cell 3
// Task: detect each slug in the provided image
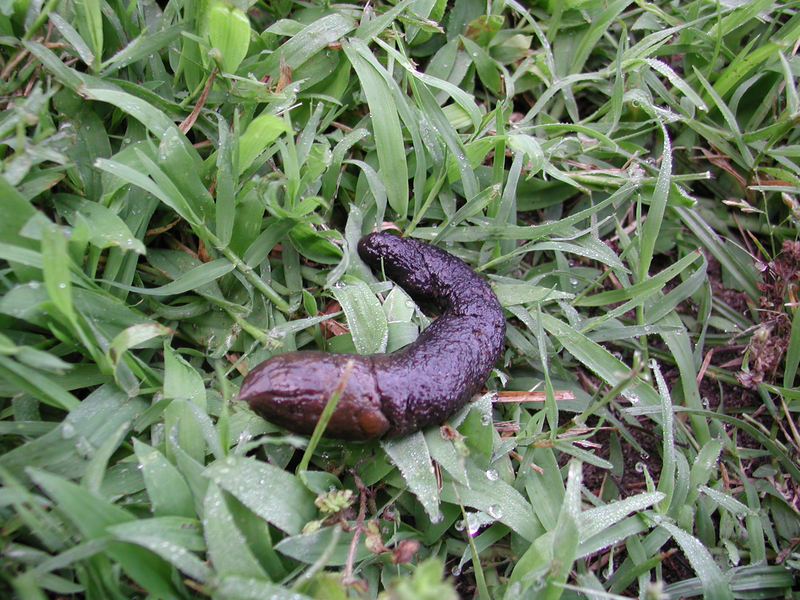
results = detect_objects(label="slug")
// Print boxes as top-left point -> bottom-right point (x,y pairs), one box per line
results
239,231 -> 506,440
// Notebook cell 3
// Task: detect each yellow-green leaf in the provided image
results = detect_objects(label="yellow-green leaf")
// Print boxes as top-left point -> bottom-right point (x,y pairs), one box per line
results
206,1 -> 251,73
238,114 -> 291,175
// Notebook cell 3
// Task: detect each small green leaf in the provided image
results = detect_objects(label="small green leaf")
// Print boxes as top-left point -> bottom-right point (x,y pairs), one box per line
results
382,432 -> 441,522
256,13 -> 357,80
101,24 -> 183,74
203,482 -> 270,580
55,195 -> 146,255
238,114 -> 290,175
82,87 -> 175,138
440,461 -> 541,542
205,1 -> 251,73
41,223 -> 76,324
49,12 -> 94,66
287,223 -> 343,265
658,521 -> 735,600
205,455 -> 317,535
330,275 -> 388,354
108,518 -> 212,583
274,526 -> 370,566
106,322 -> 172,367
492,282 -> 573,307
133,439 -> 196,519
164,346 -> 207,464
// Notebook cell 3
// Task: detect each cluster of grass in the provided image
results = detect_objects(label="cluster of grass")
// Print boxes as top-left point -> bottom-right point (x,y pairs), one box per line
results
1,0 -> 800,598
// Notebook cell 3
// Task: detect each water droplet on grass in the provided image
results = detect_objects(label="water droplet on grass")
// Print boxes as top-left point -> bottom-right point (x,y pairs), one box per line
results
488,504 -> 502,519
61,422 -> 76,439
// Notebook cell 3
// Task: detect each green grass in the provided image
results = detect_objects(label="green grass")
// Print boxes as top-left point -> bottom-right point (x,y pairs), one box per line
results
1,0 -> 800,598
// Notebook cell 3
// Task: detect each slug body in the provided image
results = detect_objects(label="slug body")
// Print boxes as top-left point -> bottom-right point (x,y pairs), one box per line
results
239,232 -> 506,440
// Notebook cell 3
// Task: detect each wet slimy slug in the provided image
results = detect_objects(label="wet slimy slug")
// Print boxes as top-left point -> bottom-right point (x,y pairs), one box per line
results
239,231 -> 506,440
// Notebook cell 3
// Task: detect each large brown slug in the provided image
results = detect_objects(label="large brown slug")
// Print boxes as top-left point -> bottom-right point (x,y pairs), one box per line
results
239,231 -> 506,440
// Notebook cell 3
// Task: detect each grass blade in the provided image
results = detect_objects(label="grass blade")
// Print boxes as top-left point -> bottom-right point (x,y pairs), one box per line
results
342,39 -> 409,218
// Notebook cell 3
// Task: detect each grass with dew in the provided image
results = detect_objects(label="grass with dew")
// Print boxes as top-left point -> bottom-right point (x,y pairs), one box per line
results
1,1 -> 799,599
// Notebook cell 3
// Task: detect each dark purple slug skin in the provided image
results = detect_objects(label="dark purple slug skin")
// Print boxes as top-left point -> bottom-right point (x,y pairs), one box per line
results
239,231 -> 506,440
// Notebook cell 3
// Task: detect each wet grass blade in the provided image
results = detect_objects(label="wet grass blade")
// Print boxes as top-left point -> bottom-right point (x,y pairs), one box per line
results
342,39 -> 409,218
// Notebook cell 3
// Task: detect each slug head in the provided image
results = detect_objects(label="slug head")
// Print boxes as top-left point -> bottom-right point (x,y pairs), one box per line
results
239,352 -> 390,440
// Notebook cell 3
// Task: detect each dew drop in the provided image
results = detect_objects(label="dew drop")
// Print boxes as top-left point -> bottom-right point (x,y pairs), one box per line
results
465,512 -> 483,535
488,504 -> 503,519
61,422 -> 76,439
485,469 -> 499,481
